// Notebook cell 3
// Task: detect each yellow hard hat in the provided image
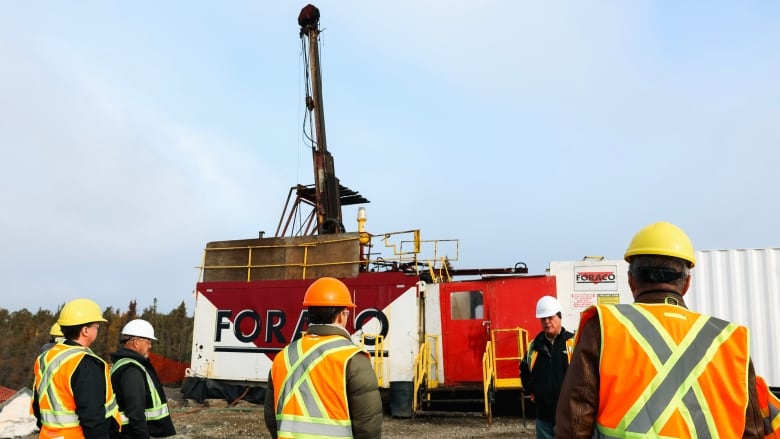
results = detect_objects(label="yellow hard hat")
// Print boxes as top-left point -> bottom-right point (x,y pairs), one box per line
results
57,298 -> 108,327
302,277 -> 356,308
49,322 -> 64,337
624,221 -> 696,268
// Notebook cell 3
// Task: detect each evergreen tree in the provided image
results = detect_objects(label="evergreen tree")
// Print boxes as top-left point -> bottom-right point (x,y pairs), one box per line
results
0,301 -> 193,390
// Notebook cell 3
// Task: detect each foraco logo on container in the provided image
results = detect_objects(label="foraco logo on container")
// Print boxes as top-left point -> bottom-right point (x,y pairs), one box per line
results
576,271 -> 616,285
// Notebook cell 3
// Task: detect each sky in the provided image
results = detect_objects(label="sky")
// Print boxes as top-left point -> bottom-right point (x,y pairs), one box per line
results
1,1 -> 778,315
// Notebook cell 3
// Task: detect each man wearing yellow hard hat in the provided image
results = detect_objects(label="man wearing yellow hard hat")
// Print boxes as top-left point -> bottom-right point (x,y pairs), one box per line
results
556,221 -> 763,438
32,298 -> 122,438
264,277 -> 383,439
39,322 -> 65,354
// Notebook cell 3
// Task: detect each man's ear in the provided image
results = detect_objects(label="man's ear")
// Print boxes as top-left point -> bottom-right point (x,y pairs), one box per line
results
627,270 -> 638,298
681,274 -> 691,296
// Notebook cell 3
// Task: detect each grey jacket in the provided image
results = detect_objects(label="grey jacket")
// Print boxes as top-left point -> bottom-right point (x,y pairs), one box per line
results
264,324 -> 383,438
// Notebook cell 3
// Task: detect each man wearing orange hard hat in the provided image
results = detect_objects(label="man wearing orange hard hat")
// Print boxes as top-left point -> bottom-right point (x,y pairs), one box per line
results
556,221 -> 763,438
264,277 -> 382,438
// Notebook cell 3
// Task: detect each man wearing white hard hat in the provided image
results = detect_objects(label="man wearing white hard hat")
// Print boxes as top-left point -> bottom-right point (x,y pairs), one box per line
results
520,295 -> 574,439
109,319 -> 176,438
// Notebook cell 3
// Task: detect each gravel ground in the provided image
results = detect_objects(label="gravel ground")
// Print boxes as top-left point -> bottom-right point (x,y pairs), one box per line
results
170,391 -> 536,438
171,403 -> 535,438
22,388 -> 537,438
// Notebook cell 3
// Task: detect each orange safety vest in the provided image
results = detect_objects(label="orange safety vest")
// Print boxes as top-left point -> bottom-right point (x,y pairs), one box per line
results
757,375 -> 780,438
271,333 -> 364,438
581,303 -> 750,438
33,343 -> 121,439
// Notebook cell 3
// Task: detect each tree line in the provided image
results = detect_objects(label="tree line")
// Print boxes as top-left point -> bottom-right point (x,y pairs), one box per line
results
0,300 -> 193,391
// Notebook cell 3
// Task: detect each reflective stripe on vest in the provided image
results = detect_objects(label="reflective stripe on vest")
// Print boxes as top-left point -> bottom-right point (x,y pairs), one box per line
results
526,336 -> 575,370
757,376 -> 780,438
565,338 -> 574,362
36,348 -> 85,427
110,357 -> 170,423
274,336 -> 360,438
526,344 -> 539,371
590,304 -> 749,439
34,344 -> 121,430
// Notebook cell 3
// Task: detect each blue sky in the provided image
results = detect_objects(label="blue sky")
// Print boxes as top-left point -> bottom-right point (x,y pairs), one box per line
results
1,2 -> 778,314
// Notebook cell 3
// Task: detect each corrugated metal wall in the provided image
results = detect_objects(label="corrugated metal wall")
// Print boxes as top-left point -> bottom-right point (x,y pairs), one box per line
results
687,248 -> 780,387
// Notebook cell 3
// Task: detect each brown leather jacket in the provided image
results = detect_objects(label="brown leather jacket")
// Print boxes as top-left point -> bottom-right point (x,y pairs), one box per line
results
554,291 -> 763,438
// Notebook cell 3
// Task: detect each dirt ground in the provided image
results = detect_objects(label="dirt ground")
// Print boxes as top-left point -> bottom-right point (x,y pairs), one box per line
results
23,388 -> 536,438
170,402 -> 535,438
169,389 -> 536,439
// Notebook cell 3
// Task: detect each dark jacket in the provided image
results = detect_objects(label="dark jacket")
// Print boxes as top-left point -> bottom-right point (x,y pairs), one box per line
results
32,340 -> 119,439
109,347 -> 176,438
555,291 -> 763,438
520,328 -> 574,422
264,324 -> 383,439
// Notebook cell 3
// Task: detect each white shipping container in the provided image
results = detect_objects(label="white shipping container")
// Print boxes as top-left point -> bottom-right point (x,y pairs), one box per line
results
551,249 -> 779,388
687,248 -> 780,388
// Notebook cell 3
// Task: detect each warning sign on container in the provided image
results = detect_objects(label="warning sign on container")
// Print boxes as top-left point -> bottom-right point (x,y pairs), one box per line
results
596,294 -> 620,305
571,292 -> 596,310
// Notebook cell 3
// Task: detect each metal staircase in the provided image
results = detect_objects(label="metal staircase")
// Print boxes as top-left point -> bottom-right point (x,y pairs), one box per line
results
412,328 -> 530,424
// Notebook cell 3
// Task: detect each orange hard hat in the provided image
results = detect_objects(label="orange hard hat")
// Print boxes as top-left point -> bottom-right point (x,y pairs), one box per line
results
303,277 -> 355,308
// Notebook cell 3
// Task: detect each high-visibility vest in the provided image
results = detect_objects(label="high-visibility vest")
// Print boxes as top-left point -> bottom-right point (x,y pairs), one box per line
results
33,343 -> 121,439
271,334 -> 364,438
110,357 -> 170,424
581,303 -> 750,438
756,375 -> 780,438
526,337 -> 575,370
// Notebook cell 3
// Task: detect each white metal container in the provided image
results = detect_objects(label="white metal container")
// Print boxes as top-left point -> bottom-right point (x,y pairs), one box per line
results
552,250 -> 780,387
687,248 -> 780,387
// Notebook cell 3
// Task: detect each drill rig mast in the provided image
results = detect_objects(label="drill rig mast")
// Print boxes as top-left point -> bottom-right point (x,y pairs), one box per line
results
276,4 -> 368,237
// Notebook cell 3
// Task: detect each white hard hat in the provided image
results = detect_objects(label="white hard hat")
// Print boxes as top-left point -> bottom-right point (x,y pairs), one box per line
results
121,319 -> 157,340
536,296 -> 562,318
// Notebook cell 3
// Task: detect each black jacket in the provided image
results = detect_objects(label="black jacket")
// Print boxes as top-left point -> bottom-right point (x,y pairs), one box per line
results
520,328 -> 574,422
109,348 -> 176,438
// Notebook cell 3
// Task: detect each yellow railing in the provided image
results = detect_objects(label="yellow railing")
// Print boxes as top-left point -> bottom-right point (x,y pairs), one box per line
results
489,327 -> 529,389
482,340 -> 495,420
413,334 -> 440,412
199,229 -> 459,282
482,327 -> 531,424
426,256 -> 453,283
361,333 -> 385,387
199,235 -> 361,281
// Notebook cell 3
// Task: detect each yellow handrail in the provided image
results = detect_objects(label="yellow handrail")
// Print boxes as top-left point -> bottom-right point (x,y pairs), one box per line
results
482,327 -> 531,424
199,229 -> 459,282
413,340 -> 429,412
490,327 -> 529,389
413,334 -> 440,412
482,340 -> 495,421
361,333 -> 385,387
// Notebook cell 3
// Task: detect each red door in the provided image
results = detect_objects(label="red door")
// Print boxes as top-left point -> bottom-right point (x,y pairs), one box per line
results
487,276 -> 557,382
440,281 -> 490,385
